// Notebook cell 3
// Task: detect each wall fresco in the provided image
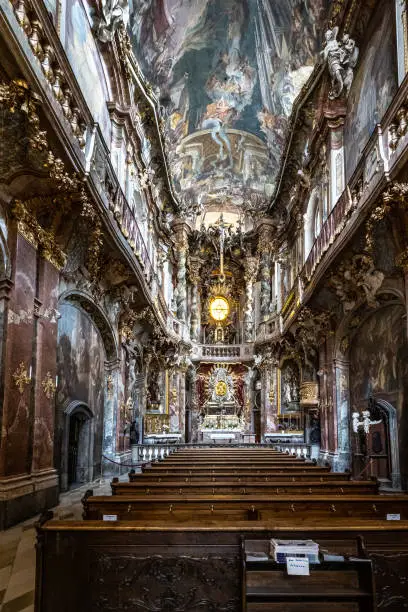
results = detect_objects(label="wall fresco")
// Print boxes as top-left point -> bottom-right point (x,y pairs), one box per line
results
63,0 -> 111,142
343,2 -> 397,182
129,0 -> 328,216
57,303 -> 106,480
349,305 -> 408,403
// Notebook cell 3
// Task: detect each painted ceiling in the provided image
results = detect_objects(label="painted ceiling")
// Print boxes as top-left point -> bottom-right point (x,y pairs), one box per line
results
129,0 -> 328,223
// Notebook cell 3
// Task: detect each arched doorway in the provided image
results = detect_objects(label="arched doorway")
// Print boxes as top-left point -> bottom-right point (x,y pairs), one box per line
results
357,398 -> 400,490
61,401 -> 94,490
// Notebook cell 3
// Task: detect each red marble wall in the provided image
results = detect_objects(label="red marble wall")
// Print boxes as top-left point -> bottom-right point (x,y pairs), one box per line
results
32,258 -> 59,473
0,232 -> 37,477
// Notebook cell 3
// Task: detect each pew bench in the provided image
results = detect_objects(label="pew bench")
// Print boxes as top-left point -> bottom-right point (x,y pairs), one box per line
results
35,517 -> 408,611
129,470 -> 351,482
82,492 -> 408,522
112,478 -> 378,496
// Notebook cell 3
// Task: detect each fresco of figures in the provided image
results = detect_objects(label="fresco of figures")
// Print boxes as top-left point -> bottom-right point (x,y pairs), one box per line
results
129,0 -> 328,211
343,1 -> 397,181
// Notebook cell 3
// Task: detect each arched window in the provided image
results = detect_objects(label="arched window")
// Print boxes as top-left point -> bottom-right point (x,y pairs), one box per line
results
314,203 -> 321,239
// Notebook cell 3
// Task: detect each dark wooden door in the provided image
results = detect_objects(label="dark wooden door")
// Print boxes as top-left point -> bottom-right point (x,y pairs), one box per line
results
68,414 -> 81,485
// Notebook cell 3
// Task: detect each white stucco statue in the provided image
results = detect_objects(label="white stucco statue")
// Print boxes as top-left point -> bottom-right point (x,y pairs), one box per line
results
321,27 -> 359,99
94,0 -> 129,43
352,410 -> 382,434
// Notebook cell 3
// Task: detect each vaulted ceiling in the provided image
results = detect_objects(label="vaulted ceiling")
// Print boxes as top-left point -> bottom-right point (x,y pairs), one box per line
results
129,0 -> 329,226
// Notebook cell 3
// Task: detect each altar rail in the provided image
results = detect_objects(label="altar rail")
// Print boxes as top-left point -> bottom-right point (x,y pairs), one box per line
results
271,443 -> 311,459
131,442 -> 312,464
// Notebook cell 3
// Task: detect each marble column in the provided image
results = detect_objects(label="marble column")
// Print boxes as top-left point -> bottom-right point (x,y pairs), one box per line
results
256,220 -> 274,320
333,358 -> 351,472
31,257 -> 60,484
243,256 -> 258,342
102,359 -> 121,474
171,218 -> 191,323
0,229 -> 59,527
189,258 -> 201,342
260,360 -> 278,439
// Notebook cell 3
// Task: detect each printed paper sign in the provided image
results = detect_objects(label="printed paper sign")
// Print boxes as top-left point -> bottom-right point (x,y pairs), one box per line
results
286,557 -> 310,576
103,514 -> 118,521
386,514 -> 400,521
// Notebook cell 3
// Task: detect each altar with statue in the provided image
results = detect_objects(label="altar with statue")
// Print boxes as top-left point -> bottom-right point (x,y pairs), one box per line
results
199,364 -> 245,443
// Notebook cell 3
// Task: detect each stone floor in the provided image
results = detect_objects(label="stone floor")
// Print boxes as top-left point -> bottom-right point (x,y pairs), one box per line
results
0,479 -> 113,612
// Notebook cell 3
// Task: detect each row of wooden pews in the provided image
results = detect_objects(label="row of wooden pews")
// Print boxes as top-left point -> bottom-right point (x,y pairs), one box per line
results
36,447 -> 408,610
82,448 -> 406,522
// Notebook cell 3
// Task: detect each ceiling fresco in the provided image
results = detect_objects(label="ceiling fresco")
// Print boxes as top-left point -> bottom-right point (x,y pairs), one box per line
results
129,0 -> 328,222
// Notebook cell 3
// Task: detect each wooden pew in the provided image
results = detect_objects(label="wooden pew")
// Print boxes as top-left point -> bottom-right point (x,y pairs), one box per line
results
129,470 -> 350,482
82,492 -> 408,522
111,478 -> 378,496
142,465 -> 332,475
35,516 -> 408,611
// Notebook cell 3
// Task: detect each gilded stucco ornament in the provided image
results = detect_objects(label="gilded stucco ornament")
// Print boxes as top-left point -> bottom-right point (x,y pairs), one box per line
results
396,248 -> 408,272
41,372 -> 56,399
13,362 -> 31,395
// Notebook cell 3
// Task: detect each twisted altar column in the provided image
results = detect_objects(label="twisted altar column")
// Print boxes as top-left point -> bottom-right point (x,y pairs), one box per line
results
172,219 -> 191,323
256,220 -> 275,320
189,258 -> 201,342
243,256 -> 259,342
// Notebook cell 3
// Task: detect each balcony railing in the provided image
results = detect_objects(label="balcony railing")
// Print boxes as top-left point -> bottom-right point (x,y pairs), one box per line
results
202,345 -> 240,358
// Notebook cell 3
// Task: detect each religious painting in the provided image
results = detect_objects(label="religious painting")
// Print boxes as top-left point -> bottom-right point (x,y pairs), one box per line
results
343,1 -> 397,182
349,305 -> 408,404
279,359 -> 300,412
64,0 -> 111,142
129,0 -> 328,217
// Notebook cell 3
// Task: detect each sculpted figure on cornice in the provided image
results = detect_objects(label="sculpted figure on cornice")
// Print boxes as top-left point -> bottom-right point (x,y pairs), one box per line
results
329,253 -> 384,313
93,0 -> 130,43
292,307 -> 331,377
321,27 -> 359,99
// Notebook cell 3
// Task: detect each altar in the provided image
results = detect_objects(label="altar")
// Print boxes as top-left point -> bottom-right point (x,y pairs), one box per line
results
200,414 -> 243,443
144,433 -> 182,444
202,430 -> 241,443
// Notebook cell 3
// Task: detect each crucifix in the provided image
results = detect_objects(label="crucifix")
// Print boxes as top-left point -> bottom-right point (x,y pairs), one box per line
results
214,213 -> 231,283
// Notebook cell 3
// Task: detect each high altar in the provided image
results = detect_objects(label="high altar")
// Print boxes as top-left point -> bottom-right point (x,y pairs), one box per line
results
200,365 -> 244,442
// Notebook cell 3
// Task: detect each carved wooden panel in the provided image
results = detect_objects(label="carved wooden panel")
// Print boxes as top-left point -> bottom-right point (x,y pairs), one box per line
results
371,552 -> 408,609
89,546 -> 240,611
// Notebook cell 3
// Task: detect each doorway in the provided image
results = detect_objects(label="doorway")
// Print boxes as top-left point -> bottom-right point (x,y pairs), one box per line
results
62,402 -> 94,490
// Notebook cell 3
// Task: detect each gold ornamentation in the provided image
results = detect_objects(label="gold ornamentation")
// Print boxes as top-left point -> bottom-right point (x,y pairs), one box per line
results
11,200 -> 67,269
144,413 -> 170,434
13,362 -> 31,394
396,248 -> 408,272
209,296 -> 230,322
300,382 -> 319,406
41,372 -> 56,399
215,380 -> 228,397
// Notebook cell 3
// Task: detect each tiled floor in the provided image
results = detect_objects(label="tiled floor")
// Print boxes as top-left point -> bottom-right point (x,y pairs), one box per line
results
0,479 -> 112,612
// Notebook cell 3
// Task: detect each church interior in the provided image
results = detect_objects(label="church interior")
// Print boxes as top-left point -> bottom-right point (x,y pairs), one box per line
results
1,0 -> 408,609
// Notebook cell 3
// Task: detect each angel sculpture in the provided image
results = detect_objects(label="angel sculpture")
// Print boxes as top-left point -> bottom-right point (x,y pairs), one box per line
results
93,0 -> 129,43
321,28 -> 359,100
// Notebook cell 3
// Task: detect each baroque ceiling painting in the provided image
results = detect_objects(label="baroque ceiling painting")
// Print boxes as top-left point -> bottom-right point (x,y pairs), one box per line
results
129,0 -> 328,226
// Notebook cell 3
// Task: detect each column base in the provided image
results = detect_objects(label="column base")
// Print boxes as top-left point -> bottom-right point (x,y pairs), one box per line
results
0,469 -> 59,529
318,450 -> 351,472
101,452 -> 132,478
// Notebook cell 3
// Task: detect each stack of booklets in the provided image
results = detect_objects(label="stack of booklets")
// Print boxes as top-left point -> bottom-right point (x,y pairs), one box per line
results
270,539 -> 319,564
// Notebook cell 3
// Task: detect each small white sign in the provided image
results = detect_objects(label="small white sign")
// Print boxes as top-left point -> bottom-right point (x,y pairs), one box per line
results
103,514 -> 118,521
386,513 -> 401,521
286,557 -> 310,576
